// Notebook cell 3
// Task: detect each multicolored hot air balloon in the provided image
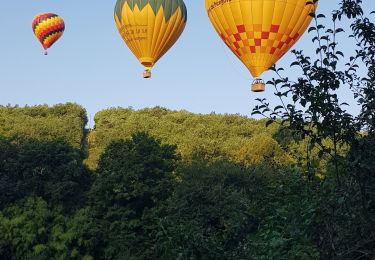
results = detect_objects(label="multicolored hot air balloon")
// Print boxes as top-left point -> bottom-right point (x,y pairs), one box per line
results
205,0 -> 317,92
114,0 -> 187,78
32,13 -> 65,55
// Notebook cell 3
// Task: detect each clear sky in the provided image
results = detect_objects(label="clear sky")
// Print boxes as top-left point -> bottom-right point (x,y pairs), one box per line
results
0,1 -> 373,125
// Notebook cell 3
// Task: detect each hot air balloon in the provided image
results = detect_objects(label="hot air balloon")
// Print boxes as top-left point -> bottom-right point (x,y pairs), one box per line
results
205,0 -> 317,92
114,0 -> 187,78
32,13 -> 65,55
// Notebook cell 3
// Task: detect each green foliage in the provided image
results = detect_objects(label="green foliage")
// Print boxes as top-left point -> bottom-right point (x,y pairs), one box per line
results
87,107 -> 290,169
247,171 -> 320,260
89,132 -> 179,259
234,133 -> 294,167
0,197 -> 51,259
0,103 -> 87,150
252,0 -> 375,258
0,198 -> 99,260
0,136 -> 96,259
47,207 -> 102,259
0,137 -> 92,212
158,160 -> 261,259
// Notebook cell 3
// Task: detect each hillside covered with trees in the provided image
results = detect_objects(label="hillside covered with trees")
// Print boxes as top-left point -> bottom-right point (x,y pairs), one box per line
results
0,103 -> 87,150
0,0 -> 374,258
0,104 -> 309,259
0,101 -> 373,259
87,107 -> 297,169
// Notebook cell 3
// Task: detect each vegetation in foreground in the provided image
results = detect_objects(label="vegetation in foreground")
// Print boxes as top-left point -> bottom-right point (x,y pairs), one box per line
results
0,0 -> 374,259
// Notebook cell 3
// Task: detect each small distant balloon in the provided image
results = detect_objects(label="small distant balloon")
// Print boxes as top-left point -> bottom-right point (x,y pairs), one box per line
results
32,13 -> 65,55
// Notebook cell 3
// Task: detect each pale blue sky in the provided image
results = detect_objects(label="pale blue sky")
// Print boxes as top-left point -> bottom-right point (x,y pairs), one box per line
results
0,1 -> 373,126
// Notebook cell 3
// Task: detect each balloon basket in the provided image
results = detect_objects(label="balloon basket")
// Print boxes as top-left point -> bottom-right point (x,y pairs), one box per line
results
143,70 -> 151,78
44,50 -> 48,55
251,79 -> 265,92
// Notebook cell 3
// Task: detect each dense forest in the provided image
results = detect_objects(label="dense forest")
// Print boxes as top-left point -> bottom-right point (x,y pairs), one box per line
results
87,107 -> 297,169
0,103 -> 87,150
0,0 -> 374,259
0,101 -> 373,259
0,104 -> 316,259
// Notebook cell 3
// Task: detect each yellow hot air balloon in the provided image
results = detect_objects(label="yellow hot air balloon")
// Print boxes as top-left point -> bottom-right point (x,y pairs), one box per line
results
205,0 -> 317,91
114,0 -> 187,78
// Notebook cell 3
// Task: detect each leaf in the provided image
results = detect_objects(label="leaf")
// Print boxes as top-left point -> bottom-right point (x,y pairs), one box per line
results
308,27 -> 317,33
291,61 -> 300,67
251,111 -> 261,116
274,105 -> 284,112
335,28 -> 344,33
336,51 -> 344,57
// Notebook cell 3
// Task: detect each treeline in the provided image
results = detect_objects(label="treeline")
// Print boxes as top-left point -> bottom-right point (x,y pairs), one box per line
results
88,106 -> 298,169
0,104 -> 373,259
0,103 -> 87,150
0,103 -> 300,170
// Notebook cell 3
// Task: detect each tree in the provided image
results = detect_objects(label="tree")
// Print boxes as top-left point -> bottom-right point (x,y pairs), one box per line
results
87,106 -> 281,169
252,0 -> 375,258
157,160 -> 260,259
0,137 -> 92,212
0,197 -> 52,259
0,103 -> 87,150
89,132 -> 179,259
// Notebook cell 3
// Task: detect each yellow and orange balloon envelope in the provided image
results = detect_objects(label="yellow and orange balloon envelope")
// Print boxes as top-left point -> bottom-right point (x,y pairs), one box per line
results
205,0 -> 317,78
32,13 -> 65,55
114,0 -> 187,75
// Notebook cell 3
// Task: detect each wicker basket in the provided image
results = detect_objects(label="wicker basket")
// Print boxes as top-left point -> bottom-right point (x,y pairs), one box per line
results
143,70 -> 152,78
251,81 -> 265,92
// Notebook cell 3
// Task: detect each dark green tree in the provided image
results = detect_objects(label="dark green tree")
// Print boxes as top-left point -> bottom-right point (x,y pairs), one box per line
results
0,197 -> 100,260
157,160 -> 261,259
0,197 -> 52,259
252,0 -> 375,258
89,132 -> 179,259
0,137 -> 92,212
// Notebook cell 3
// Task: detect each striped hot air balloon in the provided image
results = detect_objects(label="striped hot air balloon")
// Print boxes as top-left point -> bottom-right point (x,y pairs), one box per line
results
114,0 -> 187,78
205,0 -> 317,92
32,13 -> 65,55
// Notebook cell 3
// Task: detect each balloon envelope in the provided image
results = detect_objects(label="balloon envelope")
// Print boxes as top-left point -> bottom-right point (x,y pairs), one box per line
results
205,0 -> 317,77
114,0 -> 187,71
32,13 -> 65,53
